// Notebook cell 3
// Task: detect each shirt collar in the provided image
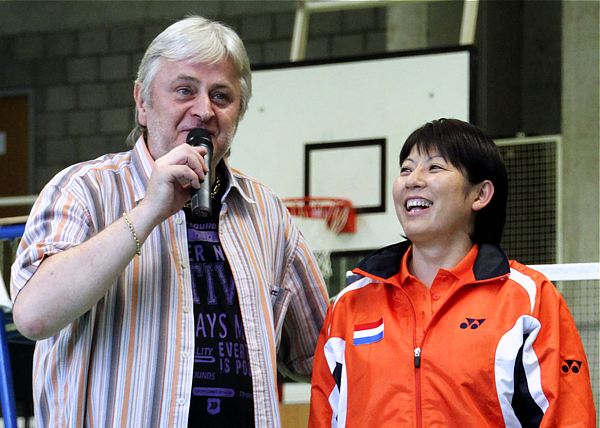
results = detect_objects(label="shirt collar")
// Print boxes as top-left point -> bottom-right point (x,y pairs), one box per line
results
445,244 -> 478,283
131,136 -> 155,203
398,243 -> 479,287
220,160 -> 256,205
398,245 -> 414,287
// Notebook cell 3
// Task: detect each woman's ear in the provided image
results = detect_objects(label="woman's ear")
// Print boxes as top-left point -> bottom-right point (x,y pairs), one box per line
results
472,180 -> 494,212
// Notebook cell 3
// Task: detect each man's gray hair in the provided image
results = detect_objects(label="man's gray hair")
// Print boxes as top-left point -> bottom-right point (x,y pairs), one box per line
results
128,15 -> 252,144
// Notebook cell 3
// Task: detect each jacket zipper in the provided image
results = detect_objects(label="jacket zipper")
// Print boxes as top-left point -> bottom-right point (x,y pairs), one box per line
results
414,347 -> 421,367
360,270 -> 437,428
401,287 -> 423,428
414,346 -> 422,428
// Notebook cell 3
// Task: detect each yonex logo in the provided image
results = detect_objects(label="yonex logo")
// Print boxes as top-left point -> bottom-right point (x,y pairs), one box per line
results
459,318 -> 486,329
561,359 -> 582,374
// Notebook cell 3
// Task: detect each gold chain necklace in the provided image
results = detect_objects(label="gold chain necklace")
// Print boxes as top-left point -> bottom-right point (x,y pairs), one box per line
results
184,173 -> 221,209
210,173 -> 221,199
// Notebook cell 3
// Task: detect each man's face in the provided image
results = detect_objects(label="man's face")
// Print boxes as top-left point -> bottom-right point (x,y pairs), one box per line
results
135,57 -> 242,165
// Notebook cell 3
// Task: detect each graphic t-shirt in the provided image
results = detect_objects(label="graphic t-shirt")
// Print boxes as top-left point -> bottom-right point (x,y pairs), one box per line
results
186,173 -> 254,428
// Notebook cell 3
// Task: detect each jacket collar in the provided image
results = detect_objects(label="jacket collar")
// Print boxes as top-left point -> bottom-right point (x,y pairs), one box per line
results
353,240 -> 510,282
472,243 -> 511,280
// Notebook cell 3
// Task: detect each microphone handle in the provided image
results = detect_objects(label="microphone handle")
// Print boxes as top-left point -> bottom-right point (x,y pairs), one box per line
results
191,141 -> 213,218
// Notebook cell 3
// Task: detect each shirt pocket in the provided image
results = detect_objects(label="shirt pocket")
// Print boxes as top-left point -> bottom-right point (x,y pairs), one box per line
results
270,285 -> 292,342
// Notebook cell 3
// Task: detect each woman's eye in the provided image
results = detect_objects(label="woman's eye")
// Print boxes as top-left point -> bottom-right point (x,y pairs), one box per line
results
400,166 -> 411,175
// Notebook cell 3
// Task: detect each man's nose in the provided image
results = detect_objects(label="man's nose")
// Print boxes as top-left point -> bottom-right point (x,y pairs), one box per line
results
191,94 -> 215,122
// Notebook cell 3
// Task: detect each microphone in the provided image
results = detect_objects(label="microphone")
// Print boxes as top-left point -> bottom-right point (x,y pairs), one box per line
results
186,128 -> 213,218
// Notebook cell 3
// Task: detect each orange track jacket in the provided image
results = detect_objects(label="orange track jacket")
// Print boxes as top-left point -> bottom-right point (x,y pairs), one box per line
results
309,242 -> 596,427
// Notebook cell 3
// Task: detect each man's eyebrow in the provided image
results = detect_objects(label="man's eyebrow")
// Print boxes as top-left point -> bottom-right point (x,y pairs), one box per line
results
172,75 -> 200,84
172,75 -> 235,90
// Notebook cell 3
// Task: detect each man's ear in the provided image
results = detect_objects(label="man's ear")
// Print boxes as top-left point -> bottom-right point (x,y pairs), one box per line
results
472,180 -> 494,212
133,83 -> 148,127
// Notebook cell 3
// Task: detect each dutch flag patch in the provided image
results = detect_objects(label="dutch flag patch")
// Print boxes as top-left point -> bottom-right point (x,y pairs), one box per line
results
353,317 -> 384,346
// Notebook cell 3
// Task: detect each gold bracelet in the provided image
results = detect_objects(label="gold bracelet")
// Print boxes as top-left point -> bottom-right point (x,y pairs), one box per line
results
122,212 -> 142,256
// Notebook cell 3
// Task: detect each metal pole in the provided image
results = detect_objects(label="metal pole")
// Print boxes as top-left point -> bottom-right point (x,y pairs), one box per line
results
0,310 -> 17,428
0,195 -> 37,207
291,1 -> 310,61
459,0 -> 479,45
291,0 -> 396,62
304,0 -> 392,13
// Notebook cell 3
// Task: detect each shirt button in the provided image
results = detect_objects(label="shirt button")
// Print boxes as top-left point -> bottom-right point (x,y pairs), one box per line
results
177,398 -> 185,405
175,217 -> 183,225
182,351 -> 189,359
432,294 -> 440,301
183,306 -> 190,313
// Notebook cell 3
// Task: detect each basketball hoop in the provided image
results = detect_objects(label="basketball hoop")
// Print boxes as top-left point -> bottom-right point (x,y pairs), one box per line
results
283,197 -> 356,279
282,197 -> 356,234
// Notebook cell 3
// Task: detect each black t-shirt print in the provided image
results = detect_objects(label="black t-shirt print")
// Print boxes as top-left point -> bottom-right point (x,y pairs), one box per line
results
185,177 -> 254,428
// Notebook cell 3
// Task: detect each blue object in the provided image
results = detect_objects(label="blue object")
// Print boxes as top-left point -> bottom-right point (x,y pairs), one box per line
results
0,311 -> 17,428
0,222 -> 23,427
0,224 -> 25,241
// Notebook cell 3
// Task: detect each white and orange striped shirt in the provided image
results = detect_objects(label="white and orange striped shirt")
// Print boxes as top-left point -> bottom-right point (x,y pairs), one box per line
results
11,138 -> 329,427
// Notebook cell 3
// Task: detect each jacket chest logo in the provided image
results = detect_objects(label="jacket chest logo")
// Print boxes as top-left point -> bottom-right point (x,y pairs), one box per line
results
562,359 -> 582,374
459,318 -> 486,329
353,317 -> 384,345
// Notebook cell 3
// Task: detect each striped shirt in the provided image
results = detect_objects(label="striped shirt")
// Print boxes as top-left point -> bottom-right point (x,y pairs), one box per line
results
11,138 -> 329,427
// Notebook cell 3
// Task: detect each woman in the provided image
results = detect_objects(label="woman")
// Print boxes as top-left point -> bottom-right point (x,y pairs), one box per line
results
309,119 -> 595,427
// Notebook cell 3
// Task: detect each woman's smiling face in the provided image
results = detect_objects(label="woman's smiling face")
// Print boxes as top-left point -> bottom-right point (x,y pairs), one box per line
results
393,145 -> 482,246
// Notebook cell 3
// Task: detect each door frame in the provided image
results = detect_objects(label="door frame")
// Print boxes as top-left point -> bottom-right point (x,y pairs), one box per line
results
0,89 -> 35,195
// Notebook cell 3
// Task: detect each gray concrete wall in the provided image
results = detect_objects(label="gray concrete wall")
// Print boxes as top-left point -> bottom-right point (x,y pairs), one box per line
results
562,0 -> 599,262
0,1 -> 386,190
0,1 -> 293,35
470,0 -> 562,137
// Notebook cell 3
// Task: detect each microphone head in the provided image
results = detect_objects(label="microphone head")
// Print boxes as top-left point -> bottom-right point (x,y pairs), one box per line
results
186,128 -> 212,148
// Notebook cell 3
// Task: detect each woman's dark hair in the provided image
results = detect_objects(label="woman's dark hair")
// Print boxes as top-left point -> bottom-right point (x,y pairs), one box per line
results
399,118 -> 508,244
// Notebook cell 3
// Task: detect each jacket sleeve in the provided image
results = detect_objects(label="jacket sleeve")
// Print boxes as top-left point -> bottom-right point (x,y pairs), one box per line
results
276,215 -> 329,382
309,304 -> 337,428
535,279 -> 596,427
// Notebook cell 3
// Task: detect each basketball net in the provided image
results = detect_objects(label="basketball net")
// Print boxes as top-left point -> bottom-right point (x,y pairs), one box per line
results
283,197 -> 355,279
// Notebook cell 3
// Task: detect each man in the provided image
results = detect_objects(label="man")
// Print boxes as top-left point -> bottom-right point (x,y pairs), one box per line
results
11,16 -> 328,427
